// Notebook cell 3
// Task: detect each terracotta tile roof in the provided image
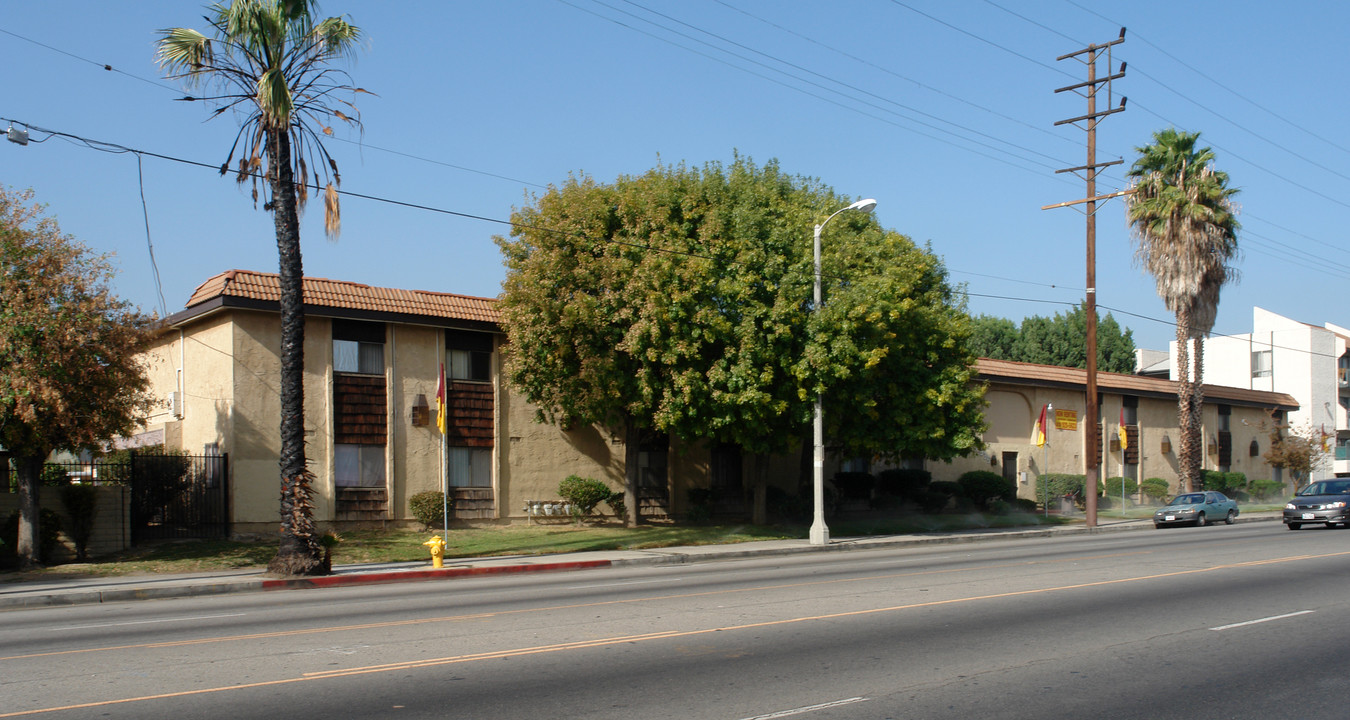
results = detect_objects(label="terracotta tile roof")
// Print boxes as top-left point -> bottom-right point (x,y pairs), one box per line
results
976,358 -> 1299,410
183,270 -> 499,325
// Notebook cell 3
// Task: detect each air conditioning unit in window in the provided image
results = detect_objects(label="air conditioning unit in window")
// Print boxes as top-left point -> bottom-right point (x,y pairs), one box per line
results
166,391 -> 182,419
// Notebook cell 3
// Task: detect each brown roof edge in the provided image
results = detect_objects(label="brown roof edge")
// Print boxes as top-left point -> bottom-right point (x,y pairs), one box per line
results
177,269 -> 500,327
975,357 -> 1299,411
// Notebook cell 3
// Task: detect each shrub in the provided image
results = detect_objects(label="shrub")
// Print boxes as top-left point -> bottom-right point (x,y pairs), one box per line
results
558,475 -> 613,520
41,464 -> 71,486
3,509 -> 64,565
986,499 -> 1012,515
918,489 -> 950,514
1201,471 -> 1247,497
687,487 -> 713,509
875,468 -> 931,501
59,483 -> 99,561
767,485 -> 808,522
605,491 -> 627,520
957,470 -> 1014,510
1249,479 -> 1285,501
1013,498 -> 1039,513
1103,476 -> 1139,497
1035,473 -> 1087,501
409,491 -> 451,531
831,472 -> 875,502
1140,477 -> 1171,501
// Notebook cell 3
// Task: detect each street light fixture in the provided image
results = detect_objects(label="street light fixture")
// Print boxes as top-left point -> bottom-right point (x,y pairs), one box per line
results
810,198 -> 877,546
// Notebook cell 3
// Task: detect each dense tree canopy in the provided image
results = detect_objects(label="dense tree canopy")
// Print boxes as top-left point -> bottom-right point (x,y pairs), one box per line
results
0,186 -> 155,566
967,306 -> 1136,373
497,158 -> 984,521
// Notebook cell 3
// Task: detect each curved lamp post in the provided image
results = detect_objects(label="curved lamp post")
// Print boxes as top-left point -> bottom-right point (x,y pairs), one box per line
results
810,198 -> 877,546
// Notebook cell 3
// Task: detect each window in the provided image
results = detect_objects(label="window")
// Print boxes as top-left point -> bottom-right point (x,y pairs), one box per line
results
1251,350 -> 1272,378
448,446 -> 491,488
334,320 -> 385,375
448,348 -> 490,382
335,443 -> 385,487
446,330 -> 492,382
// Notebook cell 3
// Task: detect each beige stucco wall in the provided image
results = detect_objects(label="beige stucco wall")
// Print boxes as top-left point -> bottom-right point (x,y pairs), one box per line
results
390,324 -> 445,516
936,383 -> 1284,500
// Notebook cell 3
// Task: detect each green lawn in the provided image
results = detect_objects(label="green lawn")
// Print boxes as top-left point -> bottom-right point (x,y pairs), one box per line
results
2,511 -> 1077,579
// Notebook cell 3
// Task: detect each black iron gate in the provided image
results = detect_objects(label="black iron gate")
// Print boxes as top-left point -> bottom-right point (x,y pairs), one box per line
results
44,454 -> 229,542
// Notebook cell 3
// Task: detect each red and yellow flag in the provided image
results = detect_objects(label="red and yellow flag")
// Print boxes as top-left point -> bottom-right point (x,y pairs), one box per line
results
1034,404 -> 1048,447
1118,407 -> 1128,450
435,362 -> 447,434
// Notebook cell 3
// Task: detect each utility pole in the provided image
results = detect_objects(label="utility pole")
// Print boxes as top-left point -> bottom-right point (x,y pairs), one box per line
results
1043,28 -> 1127,528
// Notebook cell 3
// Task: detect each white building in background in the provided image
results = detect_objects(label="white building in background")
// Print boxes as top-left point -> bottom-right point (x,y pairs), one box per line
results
1157,307 -> 1350,479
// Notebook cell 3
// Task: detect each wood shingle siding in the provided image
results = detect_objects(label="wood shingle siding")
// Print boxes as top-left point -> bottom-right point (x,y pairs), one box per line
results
334,374 -> 387,444
446,381 -> 493,448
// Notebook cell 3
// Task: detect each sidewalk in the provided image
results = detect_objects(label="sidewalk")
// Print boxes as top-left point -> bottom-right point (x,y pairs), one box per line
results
0,512 -> 1282,610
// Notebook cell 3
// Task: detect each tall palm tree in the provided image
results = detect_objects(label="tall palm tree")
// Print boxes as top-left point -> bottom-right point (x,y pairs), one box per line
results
158,0 -> 364,575
1126,128 -> 1240,492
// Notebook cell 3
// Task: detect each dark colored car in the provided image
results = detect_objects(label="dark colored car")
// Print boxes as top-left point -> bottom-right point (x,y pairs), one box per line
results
1283,480 -> 1350,530
1153,491 -> 1238,528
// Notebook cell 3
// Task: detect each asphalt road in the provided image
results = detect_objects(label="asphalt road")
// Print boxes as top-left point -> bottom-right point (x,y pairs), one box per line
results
3,522 -> 1347,719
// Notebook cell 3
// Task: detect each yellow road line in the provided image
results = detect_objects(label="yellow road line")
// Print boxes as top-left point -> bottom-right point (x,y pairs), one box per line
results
4,549 -> 1347,718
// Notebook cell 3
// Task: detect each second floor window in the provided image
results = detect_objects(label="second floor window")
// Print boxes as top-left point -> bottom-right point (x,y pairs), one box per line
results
334,320 -> 385,375
447,330 -> 492,382
1251,350 -> 1272,378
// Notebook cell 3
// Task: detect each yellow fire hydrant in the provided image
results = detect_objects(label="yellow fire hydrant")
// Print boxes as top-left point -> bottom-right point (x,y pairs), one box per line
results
423,535 -> 446,568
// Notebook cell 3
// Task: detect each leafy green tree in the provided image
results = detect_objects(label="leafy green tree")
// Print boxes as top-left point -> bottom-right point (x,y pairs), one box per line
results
158,0 -> 365,575
968,306 -> 1135,373
497,157 -> 984,523
1126,129 -> 1240,491
0,186 -> 154,568
966,315 -> 1019,361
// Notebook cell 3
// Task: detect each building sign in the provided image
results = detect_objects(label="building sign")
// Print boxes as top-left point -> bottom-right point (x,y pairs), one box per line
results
1054,409 -> 1078,431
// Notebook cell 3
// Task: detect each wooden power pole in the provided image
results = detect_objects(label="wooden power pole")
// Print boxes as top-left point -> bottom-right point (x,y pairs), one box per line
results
1044,28 -> 1127,528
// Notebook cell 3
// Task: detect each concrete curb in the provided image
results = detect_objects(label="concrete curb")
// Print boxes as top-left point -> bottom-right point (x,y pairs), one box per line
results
258,559 -> 615,591
0,513 -> 1282,610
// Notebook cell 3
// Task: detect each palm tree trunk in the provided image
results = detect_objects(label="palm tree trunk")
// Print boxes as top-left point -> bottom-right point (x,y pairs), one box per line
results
266,127 -> 323,576
1175,309 -> 1196,493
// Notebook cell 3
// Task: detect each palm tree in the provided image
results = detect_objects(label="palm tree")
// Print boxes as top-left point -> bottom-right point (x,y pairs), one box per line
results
1126,128 -> 1240,492
158,0 -> 364,575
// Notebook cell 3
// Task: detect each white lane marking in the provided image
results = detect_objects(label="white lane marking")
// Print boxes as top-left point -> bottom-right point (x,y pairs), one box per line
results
54,613 -> 247,630
739,697 -> 869,719
566,578 -> 683,589
1211,610 -> 1314,631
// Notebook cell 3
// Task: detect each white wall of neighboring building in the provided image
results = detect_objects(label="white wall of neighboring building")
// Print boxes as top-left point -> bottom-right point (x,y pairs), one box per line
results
1165,307 -> 1348,479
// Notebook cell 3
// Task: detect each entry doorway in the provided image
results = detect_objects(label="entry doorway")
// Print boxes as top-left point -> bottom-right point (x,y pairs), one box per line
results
1001,452 -> 1018,485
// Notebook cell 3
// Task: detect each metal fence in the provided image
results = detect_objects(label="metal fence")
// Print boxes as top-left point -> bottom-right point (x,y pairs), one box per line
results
41,454 -> 229,542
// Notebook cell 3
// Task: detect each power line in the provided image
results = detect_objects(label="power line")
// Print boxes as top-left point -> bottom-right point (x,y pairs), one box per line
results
711,0 -> 1078,149
614,0 -> 1069,168
1130,100 -> 1350,212
1063,0 -> 1350,157
558,0 -> 1079,179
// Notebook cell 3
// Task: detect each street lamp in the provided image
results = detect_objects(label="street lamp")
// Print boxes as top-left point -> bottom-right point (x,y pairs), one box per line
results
810,198 -> 877,546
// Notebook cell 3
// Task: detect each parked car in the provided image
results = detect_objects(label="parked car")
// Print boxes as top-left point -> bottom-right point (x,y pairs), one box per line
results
1282,480 -> 1350,530
1153,491 -> 1238,528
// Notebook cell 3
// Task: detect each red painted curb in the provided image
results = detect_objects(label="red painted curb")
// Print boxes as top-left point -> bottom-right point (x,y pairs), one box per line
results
260,559 -> 613,591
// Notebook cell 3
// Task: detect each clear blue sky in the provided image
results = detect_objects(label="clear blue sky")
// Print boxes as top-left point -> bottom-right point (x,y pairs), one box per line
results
3,1 -> 1345,352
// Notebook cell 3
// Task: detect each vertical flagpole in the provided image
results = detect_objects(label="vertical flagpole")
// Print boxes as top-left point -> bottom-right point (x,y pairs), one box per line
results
437,358 -> 449,540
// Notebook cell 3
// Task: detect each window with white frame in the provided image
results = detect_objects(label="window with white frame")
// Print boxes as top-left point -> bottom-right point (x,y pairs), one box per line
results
1251,349 -> 1272,378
